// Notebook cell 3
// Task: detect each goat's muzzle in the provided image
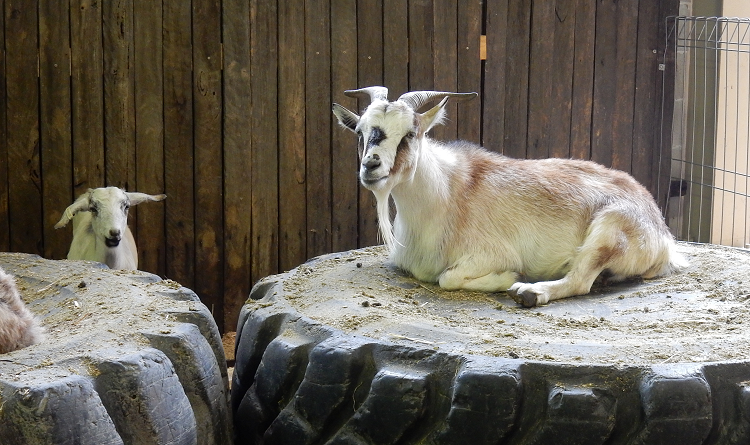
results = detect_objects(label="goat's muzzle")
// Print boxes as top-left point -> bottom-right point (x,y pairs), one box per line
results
105,230 -> 122,248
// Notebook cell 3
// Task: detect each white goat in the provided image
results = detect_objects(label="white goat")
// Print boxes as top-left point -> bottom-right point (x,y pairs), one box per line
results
55,187 -> 166,270
333,86 -> 687,307
0,267 -> 43,353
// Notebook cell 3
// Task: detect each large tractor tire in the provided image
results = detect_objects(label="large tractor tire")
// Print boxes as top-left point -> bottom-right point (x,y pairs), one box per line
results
233,242 -> 750,444
0,253 -> 231,445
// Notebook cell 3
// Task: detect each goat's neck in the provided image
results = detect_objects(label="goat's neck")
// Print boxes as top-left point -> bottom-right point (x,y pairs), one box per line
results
390,139 -> 454,241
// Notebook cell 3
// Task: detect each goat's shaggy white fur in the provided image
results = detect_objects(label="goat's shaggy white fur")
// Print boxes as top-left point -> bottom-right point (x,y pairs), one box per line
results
0,267 -> 43,353
55,187 -> 166,270
333,87 -> 687,307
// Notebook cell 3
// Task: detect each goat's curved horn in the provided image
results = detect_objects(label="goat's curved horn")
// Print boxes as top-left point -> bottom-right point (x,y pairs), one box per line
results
344,86 -> 389,104
397,91 -> 478,111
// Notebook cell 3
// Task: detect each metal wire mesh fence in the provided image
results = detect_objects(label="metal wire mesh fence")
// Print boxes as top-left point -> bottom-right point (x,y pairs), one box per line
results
664,16 -> 750,248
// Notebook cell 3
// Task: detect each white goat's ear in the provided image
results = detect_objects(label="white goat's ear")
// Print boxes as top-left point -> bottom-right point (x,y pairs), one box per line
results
54,193 -> 91,229
332,104 -> 360,132
126,193 -> 167,206
417,97 -> 449,136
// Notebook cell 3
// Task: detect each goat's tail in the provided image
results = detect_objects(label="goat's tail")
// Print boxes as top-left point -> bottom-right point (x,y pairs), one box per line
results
666,243 -> 689,274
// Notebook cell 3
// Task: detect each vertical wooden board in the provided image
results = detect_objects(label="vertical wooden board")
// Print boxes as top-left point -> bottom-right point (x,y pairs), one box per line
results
39,0 -> 73,259
357,0 -> 383,248
632,0 -> 661,195
526,0 -> 555,159
483,0 -> 509,153
133,0 -> 165,276
163,0 -> 195,289
569,0 -> 596,160
306,0 -> 332,256
610,0 -> 638,174
655,0 -> 680,208
432,0 -> 458,141
278,0 -> 306,268
70,0 -> 104,196
0,0 -> 7,251
103,0 -> 135,191
250,0 -> 279,284
408,0 -> 434,92
592,0 -> 638,172
193,0 -> 224,323
224,0 -> 252,331
5,0 -> 41,254
331,0 -> 358,253
548,0 -> 576,159
457,0 -> 483,144
383,0 -> 409,97
500,0 -> 531,158
590,0 -> 616,168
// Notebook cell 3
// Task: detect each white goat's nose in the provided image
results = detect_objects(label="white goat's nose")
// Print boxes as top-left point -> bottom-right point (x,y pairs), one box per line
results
109,229 -> 121,239
363,154 -> 381,171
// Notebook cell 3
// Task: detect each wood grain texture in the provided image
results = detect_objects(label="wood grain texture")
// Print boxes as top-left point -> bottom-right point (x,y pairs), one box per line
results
569,0 -> 596,160
193,0 -> 224,325
103,0 -> 135,192
305,0 -> 331,258
71,0 -> 104,195
134,0 -> 166,276
6,0 -> 42,254
331,0 -> 359,253
250,0 -> 279,294
223,0 -> 253,332
39,0 -> 73,259
0,0 -> 7,252
163,0 -> 195,290
457,0 -> 482,144
356,0 -> 383,248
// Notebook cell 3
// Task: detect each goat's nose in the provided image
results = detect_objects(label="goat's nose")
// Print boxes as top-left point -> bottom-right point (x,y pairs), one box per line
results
109,229 -> 121,239
363,154 -> 381,171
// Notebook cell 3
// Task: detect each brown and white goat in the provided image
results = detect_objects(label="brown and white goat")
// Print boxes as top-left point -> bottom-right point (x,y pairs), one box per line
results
0,267 -> 42,353
333,86 -> 687,307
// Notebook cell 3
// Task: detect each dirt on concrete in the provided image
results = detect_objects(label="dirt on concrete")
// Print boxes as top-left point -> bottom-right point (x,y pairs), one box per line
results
255,242 -> 750,366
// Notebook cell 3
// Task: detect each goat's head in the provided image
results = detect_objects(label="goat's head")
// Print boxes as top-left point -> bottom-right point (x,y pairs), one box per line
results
55,187 -> 167,248
332,87 -> 477,192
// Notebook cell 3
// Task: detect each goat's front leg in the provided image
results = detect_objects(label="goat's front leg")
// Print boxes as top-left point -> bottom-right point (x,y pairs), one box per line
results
438,266 -> 519,292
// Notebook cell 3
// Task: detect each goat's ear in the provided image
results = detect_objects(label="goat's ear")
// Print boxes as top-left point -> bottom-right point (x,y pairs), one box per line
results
417,97 -> 449,136
332,104 -> 360,132
126,193 -> 167,206
54,194 -> 90,229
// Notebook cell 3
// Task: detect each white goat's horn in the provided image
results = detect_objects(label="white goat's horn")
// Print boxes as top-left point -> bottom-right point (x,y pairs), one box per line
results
397,91 -> 478,111
344,86 -> 389,104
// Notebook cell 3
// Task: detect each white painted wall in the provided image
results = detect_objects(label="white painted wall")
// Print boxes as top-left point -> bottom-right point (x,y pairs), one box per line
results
711,1 -> 750,247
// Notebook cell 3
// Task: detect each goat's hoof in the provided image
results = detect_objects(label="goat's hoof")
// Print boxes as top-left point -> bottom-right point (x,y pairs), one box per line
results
507,284 -> 539,308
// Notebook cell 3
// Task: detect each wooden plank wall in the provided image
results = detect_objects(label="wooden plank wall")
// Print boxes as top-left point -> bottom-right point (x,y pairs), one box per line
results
0,0 -> 678,332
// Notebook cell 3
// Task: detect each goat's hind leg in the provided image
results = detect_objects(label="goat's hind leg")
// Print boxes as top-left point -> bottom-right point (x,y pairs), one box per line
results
508,216 -> 630,307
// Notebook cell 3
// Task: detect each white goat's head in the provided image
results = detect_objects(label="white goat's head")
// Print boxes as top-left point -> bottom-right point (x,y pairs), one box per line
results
332,87 -> 477,193
55,187 -> 167,248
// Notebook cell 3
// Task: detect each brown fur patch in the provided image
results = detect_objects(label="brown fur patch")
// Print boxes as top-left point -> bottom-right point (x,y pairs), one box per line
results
594,244 -> 623,270
391,137 -> 411,176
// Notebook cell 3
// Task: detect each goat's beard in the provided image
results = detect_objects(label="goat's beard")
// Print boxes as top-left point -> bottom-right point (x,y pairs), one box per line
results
372,188 -> 400,252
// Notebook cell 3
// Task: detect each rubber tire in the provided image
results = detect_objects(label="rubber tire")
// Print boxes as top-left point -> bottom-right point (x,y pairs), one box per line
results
0,253 -> 231,445
232,249 -> 750,445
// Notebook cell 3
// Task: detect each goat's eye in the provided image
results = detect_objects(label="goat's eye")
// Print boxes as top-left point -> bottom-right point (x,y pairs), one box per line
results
406,131 -> 416,139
